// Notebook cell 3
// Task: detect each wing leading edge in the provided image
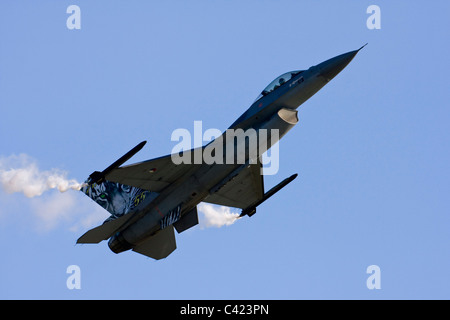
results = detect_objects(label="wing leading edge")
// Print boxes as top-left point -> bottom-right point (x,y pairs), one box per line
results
103,148 -> 202,193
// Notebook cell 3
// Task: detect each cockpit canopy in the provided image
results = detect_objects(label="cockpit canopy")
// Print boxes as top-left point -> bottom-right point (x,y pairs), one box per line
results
255,70 -> 304,102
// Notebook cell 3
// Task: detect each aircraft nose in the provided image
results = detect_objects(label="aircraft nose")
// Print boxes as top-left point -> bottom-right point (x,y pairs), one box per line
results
316,45 -> 366,81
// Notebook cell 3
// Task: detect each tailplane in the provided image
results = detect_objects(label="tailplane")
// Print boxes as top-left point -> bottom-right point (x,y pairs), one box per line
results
132,226 -> 177,260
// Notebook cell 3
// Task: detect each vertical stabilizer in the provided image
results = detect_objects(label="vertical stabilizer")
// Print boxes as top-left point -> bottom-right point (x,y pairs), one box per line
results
80,181 -> 158,220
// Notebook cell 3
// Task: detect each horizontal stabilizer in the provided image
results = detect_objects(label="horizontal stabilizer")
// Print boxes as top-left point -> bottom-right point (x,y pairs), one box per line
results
132,225 -> 177,260
77,212 -> 135,244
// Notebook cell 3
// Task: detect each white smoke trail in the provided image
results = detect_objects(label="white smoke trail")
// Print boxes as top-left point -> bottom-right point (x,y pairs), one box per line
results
0,154 -> 103,232
198,202 -> 240,228
0,154 -> 85,198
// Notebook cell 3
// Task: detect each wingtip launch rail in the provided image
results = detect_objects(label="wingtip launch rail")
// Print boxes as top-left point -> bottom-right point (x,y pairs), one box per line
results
87,141 -> 147,185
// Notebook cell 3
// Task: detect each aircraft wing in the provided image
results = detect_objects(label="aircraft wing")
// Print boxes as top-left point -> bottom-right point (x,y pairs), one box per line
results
104,150 -> 199,193
103,146 -> 264,209
202,161 -> 264,209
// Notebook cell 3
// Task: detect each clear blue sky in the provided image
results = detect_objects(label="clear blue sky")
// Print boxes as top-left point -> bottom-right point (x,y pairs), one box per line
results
1,1 -> 449,299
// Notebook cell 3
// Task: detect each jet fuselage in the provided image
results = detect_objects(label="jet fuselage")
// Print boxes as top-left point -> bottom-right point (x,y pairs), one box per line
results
106,48 -> 362,255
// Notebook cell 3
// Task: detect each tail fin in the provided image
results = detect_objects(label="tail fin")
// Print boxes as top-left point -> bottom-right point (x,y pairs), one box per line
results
80,181 -> 158,220
80,141 -> 155,220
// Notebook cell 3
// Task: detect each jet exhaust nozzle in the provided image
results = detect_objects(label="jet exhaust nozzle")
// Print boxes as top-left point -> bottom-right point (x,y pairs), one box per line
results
108,232 -> 133,254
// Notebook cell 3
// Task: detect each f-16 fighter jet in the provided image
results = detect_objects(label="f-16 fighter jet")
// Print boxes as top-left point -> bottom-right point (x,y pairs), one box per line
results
77,45 -> 365,259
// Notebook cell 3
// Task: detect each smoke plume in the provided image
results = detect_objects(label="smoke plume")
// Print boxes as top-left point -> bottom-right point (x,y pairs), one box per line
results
198,202 -> 240,228
0,154 -> 103,232
0,154 -> 84,198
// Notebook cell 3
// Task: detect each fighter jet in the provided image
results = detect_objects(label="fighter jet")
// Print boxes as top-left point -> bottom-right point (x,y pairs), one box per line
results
77,45 -> 365,259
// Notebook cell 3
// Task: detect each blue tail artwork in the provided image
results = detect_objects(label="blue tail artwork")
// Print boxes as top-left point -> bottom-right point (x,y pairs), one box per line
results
80,181 -> 157,222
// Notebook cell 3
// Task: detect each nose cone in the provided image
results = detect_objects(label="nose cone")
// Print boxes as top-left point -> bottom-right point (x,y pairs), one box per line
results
316,44 -> 366,81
